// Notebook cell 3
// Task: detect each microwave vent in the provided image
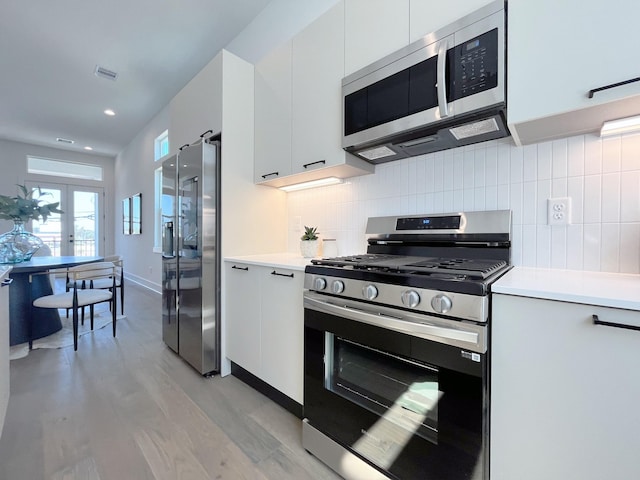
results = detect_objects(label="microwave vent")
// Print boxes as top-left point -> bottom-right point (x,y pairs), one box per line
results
449,118 -> 499,140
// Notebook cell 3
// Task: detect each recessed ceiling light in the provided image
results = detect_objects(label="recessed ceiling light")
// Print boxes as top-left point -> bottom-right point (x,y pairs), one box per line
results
84,146 -> 93,151
104,109 -> 115,116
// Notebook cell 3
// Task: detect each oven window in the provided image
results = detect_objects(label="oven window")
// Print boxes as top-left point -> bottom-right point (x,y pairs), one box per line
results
325,334 -> 440,445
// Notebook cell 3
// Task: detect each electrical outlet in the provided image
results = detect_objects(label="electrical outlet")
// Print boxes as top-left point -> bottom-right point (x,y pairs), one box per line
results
547,197 -> 571,225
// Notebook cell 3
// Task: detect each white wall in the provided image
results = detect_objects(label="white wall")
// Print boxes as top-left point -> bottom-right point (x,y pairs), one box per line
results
0,138 -> 116,255
286,132 -> 640,274
113,106 -> 169,292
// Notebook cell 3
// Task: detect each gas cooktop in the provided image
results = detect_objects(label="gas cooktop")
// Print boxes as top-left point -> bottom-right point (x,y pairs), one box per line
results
311,254 -> 508,280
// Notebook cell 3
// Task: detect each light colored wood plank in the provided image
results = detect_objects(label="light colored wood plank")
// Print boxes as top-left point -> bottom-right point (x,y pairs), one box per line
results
0,283 -> 338,480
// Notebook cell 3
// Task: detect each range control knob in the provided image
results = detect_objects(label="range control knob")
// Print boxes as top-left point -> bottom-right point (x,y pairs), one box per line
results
331,280 -> 345,294
401,290 -> 421,308
362,284 -> 378,300
314,277 -> 327,290
431,294 -> 453,314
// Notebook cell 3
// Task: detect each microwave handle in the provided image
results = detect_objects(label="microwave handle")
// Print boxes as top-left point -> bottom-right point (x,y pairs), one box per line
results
437,39 -> 450,118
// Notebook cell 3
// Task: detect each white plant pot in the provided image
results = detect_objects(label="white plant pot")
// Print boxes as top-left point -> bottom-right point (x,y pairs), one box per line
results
300,240 -> 319,258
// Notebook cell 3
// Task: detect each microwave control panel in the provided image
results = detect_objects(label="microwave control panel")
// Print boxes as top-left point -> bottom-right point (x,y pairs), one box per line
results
450,28 -> 499,100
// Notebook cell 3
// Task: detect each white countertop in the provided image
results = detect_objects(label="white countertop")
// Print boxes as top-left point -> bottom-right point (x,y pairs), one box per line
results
224,253 -> 313,271
493,267 -> 640,311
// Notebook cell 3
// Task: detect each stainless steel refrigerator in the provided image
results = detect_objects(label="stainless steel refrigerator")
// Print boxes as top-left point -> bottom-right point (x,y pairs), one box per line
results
161,138 -> 220,375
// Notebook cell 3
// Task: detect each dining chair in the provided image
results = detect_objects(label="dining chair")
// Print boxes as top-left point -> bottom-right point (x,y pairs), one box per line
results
30,262 -> 118,351
92,255 -> 124,315
65,254 -> 124,317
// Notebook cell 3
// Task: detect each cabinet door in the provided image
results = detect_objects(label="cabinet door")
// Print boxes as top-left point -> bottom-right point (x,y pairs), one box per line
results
409,0 -> 491,43
259,267 -> 304,403
169,54 -> 223,154
491,294 -> 640,480
291,2 -> 345,174
254,41 -> 293,184
225,262 -> 261,376
0,275 -> 9,434
344,0 -> 409,76
508,0 -> 640,143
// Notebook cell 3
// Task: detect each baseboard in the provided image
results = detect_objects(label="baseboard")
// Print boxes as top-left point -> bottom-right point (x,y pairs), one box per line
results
124,273 -> 161,294
231,362 -> 303,419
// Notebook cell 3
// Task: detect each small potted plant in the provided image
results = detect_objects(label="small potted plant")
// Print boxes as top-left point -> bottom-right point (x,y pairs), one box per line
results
300,226 -> 319,258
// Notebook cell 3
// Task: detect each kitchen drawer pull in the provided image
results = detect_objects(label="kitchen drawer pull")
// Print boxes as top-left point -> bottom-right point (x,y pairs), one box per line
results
261,171 -> 279,179
271,270 -> 294,278
1,278 -> 13,287
592,314 -> 640,332
179,143 -> 190,151
231,265 -> 249,271
200,129 -> 213,138
302,160 -> 326,169
588,76 -> 640,98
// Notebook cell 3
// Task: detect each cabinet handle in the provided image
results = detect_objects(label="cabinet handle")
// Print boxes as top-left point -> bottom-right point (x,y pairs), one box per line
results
1,278 -> 13,287
592,314 -> 640,332
271,270 -> 294,278
179,143 -> 190,151
588,76 -> 640,99
261,171 -> 279,179
232,265 -> 249,271
436,39 -> 450,118
200,129 -> 213,138
302,160 -> 326,169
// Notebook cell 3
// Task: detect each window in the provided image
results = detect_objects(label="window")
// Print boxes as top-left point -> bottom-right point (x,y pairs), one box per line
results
154,130 -> 169,252
27,156 -> 103,181
154,130 -> 169,161
153,167 -> 163,252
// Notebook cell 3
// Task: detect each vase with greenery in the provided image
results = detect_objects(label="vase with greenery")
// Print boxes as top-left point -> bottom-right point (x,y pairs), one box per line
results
300,225 -> 319,258
0,185 -> 63,263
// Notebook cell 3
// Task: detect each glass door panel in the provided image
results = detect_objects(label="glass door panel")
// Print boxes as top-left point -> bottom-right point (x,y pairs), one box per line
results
30,187 -> 64,255
28,182 -> 103,256
71,190 -> 99,256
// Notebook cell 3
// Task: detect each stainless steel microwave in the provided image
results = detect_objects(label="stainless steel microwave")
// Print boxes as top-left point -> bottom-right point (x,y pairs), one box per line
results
342,0 -> 508,163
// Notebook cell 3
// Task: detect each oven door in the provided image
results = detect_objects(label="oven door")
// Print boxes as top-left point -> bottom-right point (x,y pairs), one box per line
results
304,292 -> 488,480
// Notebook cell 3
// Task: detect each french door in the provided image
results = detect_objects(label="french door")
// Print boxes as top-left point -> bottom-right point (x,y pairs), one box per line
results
27,182 -> 104,257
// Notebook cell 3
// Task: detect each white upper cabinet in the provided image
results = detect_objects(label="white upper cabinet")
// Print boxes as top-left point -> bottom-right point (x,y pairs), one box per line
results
291,2 -> 345,174
255,1 -> 374,188
409,0 -> 494,43
169,54 -> 223,154
508,0 -> 640,144
344,0 -> 409,76
254,41 -> 293,184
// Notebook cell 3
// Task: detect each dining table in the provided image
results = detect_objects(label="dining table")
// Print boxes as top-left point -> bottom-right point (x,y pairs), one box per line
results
7,255 -> 103,346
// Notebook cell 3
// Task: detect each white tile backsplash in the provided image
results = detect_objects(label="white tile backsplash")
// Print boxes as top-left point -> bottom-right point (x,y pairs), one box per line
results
286,132 -> 640,274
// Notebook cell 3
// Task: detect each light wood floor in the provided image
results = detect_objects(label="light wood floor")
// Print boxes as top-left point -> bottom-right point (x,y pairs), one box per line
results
0,282 -> 341,480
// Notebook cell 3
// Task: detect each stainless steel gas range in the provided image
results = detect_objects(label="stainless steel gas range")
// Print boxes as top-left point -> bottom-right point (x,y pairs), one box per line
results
302,210 -> 512,480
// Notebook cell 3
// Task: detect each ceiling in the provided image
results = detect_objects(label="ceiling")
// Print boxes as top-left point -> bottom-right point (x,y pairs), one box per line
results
0,0 -> 274,158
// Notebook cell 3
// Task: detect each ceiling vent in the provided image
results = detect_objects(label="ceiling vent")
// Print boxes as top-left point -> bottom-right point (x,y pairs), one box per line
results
56,137 -> 75,144
94,65 -> 118,81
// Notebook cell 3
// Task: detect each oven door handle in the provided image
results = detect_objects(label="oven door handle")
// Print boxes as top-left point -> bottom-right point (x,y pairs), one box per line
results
304,295 -> 485,352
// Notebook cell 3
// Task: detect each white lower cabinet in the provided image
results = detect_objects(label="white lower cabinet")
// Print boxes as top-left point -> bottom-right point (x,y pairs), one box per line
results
491,293 -> 640,480
0,269 -> 11,436
225,261 -> 304,404
225,263 -> 261,376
